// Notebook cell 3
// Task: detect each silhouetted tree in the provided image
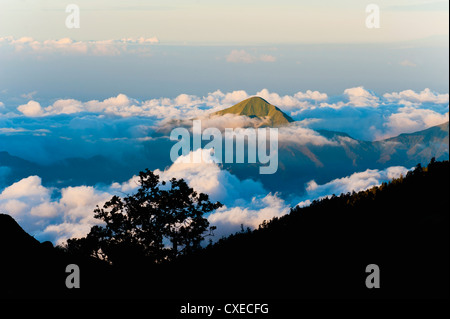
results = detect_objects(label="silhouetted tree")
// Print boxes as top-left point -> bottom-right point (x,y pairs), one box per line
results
66,169 -> 222,264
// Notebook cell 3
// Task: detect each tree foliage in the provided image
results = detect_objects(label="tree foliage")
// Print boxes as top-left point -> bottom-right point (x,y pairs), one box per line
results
65,169 -> 222,264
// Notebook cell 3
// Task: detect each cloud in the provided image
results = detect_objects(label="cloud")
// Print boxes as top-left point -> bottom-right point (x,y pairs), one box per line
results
17,101 -> 44,117
6,87 -> 450,156
154,148 -> 265,204
198,89 -> 249,106
315,86 -> 380,109
226,50 -> 254,63
198,113 -> 267,130
0,150 -> 428,246
343,86 -> 380,107
0,176 -> 111,244
294,90 -> 328,101
277,123 -> 337,146
383,106 -> 449,137
399,59 -> 417,67
113,149 -> 284,239
297,166 -> 410,207
0,149 -> 269,244
0,127 -> 50,135
252,88 -> 328,113
153,151 -> 290,237
226,50 -> 276,63
383,88 -> 449,105
0,176 -> 49,201
21,91 -> 38,99
0,36 -> 159,56
0,176 -> 57,221
208,193 -> 290,237
259,54 -> 277,62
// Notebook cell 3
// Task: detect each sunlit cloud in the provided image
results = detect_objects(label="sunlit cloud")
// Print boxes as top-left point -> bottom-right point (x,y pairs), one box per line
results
0,36 -> 159,56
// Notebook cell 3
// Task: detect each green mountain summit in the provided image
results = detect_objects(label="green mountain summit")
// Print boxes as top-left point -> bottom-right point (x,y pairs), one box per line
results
214,96 -> 294,127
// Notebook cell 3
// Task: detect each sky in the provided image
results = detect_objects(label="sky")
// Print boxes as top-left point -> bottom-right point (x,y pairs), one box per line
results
0,0 -> 448,99
0,0 -> 448,44
0,0 -> 449,244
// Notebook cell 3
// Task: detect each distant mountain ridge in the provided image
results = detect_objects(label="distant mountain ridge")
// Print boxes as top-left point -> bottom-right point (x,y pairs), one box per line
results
377,121 -> 449,164
213,96 -> 295,126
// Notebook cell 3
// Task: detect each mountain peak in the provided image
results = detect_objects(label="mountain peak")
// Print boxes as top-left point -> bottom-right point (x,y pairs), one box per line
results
213,96 -> 294,127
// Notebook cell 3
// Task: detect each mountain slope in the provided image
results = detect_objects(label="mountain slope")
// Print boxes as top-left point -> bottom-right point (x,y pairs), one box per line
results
213,96 -> 294,126
0,214 -> 40,250
190,160 -> 449,299
378,121 -> 449,163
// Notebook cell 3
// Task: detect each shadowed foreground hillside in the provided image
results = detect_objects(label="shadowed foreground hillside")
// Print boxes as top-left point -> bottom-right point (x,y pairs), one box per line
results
0,160 -> 448,300
180,159 -> 449,299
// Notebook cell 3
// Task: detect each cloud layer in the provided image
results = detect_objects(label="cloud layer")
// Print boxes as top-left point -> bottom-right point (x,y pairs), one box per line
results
0,149 -> 278,244
0,36 -> 159,56
4,87 -> 447,142
0,152 -> 414,245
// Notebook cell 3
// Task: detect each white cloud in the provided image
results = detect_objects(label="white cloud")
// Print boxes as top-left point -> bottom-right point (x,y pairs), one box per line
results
226,50 -> 254,63
316,86 -> 380,109
0,176 -> 54,220
208,193 -> 290,236
12,90 -> 249,119
254,88 -> 326,112
297,166 -> 410,207
0,149 -> 269,244
222,90 -> 250,104
198,113 -> 267,130
277,123 -> 337,146
17,101 -> 44,117
0,176 -> 49,200
383,88 -> 449,105
47,99 -> 85,115
259,54 -> 277,62
0,176 -> 111,244
0,36 -> 159,56
256,89 -> 302,109
8,87 -> 450,144
226,50 -> 276,63
110,149 -> 282,238
0,127 -> 50,135
155,148 -> 265,204
384,106 -> 449,136
344,86 -> 379,107
21,91 -> 38,99
399,59 -> 417,67
294,90 -> 328,101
